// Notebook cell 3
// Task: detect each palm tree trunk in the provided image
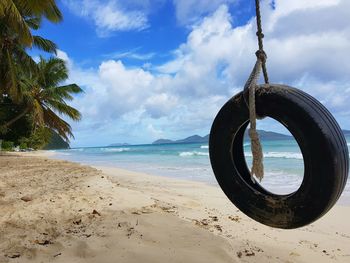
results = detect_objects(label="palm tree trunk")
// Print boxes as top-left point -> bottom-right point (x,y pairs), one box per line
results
1,106 -> 30,129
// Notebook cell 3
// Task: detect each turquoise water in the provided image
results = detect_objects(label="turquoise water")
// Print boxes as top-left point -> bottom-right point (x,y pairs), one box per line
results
52,138 -> 350,199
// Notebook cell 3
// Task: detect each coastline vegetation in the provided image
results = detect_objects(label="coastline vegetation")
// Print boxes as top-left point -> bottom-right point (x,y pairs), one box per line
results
0,0 -> 82,150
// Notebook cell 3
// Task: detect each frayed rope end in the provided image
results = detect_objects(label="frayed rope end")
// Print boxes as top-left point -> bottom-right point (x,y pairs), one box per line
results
248,128 -> 264,182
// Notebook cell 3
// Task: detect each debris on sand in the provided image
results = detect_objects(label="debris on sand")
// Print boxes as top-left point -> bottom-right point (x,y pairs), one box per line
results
20,196 -> 33,202
92,210 -> 101,216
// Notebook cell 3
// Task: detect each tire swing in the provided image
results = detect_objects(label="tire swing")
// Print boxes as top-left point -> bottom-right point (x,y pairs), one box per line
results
209,0 -> 349,229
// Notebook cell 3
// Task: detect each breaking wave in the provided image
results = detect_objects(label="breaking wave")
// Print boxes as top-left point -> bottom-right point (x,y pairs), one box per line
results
245,151 -> 303,160
101,148 -> 130,153
179,151 -> 209,157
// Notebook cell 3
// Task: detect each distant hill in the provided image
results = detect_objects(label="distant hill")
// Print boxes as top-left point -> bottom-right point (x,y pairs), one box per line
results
43,132 -> 70,150
152,139 -> 174,144
343,130 -> 350,136
153,135 -> 208,145
108,143 -> 130,147
152,130 -> 291,145
176,135 -> 210,144
245,130 -> 291,140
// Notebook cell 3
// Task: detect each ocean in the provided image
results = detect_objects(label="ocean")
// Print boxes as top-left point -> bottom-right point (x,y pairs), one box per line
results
52,137 -> 350,201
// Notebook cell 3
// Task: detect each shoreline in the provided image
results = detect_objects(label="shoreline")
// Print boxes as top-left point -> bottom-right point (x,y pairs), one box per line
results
1,153 -> 350,262
26,150 -> 350,206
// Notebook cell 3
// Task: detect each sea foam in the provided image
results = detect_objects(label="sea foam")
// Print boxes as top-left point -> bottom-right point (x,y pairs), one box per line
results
101,148 -> 130,153
69,148 -> 84,152
179,151 -> 209,157
245,151 -> 303,160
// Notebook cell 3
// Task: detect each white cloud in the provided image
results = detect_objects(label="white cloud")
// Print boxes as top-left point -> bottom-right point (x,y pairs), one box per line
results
62,0 -> 350,146
58,48 -> 227,145
146,124 -> 164,139
172,0 -> 237,25
62,0 -> 150,36
157,5 -> 254,97
144,93 -> 178,119
107,50 -> 156,60
260,0 -> 350,118
164,1 -> 350,112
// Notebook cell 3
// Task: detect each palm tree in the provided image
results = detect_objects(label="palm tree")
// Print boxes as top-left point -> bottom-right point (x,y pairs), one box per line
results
0,0 -> 62,46
0,0 -> 61,100
1,57 -> 83,142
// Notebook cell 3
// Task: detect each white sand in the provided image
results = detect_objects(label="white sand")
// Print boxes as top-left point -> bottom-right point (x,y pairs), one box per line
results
0,153 -> 350,262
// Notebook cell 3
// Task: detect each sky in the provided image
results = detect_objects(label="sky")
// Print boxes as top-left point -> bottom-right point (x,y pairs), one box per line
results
32,0 -> 350,147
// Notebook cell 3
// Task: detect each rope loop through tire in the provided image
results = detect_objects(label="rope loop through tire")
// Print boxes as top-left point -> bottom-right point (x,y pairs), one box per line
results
243,0 -> 270,181
209,84 -> 349,229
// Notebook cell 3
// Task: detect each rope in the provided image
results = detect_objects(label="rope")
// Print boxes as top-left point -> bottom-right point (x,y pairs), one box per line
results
243,0 -> 269,182
244,60 -> 264,182
255,0 -> 269,85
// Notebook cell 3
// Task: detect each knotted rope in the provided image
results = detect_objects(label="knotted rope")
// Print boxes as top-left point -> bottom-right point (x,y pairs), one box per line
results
243,0 -> 269,182
244,56 -> 265,182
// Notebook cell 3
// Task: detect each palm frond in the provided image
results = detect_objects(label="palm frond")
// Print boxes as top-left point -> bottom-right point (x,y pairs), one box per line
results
48,84 -> 83,101
38,57 -> 68,87
43,1 -> 63,23
3,56 -> 82,142
25,16 -> 42,30
44,100 -> 81,121
0,0 -> 33,46
32,36 -> 57,54
43,107 -> 73,142
5,48 -> 19,101
14,0 -> 62,23
13,46 -> 38,74
33,99 -> 44,124
18,77 -> 36,104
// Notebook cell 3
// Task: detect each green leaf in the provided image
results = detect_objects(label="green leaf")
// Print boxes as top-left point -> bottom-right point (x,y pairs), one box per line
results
25,17 -> 42,30
32,36 -> 57,54
0,0 -> 33,46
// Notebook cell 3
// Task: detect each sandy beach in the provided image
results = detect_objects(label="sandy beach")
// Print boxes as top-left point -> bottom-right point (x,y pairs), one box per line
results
1,153 -> 350,263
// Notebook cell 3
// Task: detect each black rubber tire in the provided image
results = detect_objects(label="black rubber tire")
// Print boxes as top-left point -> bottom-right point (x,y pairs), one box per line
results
209,84 -> 349,229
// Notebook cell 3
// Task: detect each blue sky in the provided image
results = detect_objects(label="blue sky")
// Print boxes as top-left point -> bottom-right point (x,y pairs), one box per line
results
32,0 -> 350,147
36,0 -> 255,68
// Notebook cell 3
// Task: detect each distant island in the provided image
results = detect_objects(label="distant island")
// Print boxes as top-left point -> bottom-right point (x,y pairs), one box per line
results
153,135 -> 210,145
153,130 -> 350,145
152,130 -> 291,145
